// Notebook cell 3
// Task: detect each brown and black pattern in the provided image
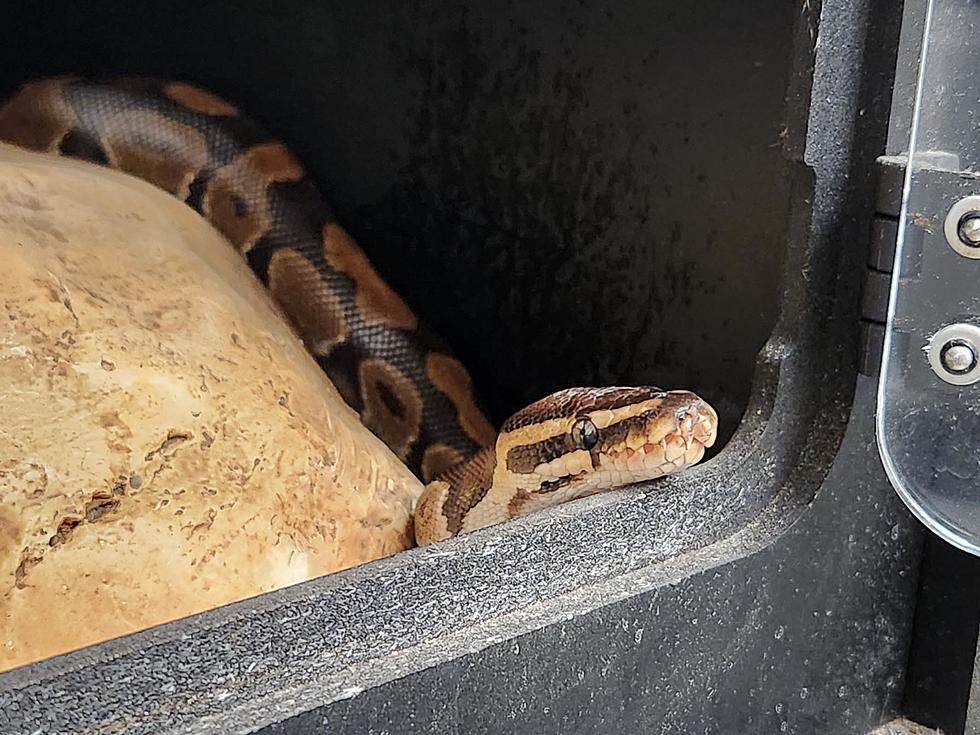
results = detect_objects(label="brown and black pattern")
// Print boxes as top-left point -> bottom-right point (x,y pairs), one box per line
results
0,76 -> 493,479
425,353 -> 496,449
358,358 -> 424,460
505,434 -> 576,474
502,388 -> 700,476
500,386 -> 664,432
420,442 -> 466,485
433,445 -> 497,537
416,386 -> 718,544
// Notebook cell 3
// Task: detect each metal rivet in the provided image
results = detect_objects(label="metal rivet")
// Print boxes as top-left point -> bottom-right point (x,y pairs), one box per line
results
939,339 -> 978,374
958,213 -> 980,247
928,324 -> 980,385
944,195 -> 980,258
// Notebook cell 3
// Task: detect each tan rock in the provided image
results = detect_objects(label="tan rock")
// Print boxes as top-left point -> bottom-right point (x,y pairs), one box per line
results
0,143 -> 422,672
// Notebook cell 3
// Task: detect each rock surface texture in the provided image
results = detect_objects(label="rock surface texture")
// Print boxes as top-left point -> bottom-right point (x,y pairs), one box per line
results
0,144 -> 422,672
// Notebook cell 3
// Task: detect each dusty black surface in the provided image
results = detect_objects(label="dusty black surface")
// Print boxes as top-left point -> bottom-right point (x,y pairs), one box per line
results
0,1 -> 927,734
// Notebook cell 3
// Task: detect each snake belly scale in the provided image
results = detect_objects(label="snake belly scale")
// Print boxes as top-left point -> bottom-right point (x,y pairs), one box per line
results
0,77 -> 718,546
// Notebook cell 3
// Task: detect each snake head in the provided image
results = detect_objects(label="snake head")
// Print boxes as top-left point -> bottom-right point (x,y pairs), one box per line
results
414,386 -> 717,545
499,386 -> 718,498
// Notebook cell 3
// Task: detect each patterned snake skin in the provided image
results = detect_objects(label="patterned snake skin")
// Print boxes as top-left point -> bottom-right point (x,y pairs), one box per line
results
0,77 -> 717,545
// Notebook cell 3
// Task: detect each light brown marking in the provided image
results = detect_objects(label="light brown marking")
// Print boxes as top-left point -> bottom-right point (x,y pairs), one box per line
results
321,223 -> 417,331
414,479 -> 450,544
0,78 -> 77,152
426,353 -> 496,448
358,358 -> 423,460
203,143 -> 305,252
100,110 -> 210,200
420,442 -> 465,484
242,142 -> 305,182
267,248 -> 347,354
163,82 -> 238,116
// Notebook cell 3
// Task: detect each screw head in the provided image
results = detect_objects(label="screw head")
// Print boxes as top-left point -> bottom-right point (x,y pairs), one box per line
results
958,213 -> 980,247
944,197 -> 980,259
940,339 -> 978,375
928,324 -> 980,385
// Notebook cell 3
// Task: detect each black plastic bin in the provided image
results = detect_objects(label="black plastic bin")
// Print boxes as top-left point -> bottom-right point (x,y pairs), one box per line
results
2,1 -> 969,733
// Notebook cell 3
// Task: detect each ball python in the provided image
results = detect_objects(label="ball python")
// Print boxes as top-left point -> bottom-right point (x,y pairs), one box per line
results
0,77 -> 718,546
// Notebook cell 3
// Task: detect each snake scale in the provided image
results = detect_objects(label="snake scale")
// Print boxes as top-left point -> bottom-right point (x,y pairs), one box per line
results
0,77 -> 718,546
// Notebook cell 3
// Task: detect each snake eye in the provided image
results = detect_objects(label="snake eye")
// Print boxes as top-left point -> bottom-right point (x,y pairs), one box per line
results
571,417 -> 599,450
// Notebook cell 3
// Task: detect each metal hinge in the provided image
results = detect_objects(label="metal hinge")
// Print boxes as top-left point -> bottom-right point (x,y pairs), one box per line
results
859,155 -> 905,377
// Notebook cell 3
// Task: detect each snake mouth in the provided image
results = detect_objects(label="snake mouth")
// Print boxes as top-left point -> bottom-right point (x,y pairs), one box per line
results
599,400 -> 717,478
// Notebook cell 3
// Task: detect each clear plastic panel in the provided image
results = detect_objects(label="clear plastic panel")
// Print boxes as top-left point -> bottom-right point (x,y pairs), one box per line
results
877,0 -> 980,553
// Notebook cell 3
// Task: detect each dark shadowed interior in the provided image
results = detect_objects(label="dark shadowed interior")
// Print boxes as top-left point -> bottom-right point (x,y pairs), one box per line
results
0,1 -> 798,448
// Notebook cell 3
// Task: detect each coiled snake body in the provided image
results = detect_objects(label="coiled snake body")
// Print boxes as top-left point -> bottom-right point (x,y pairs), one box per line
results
0,78 -> 717,545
